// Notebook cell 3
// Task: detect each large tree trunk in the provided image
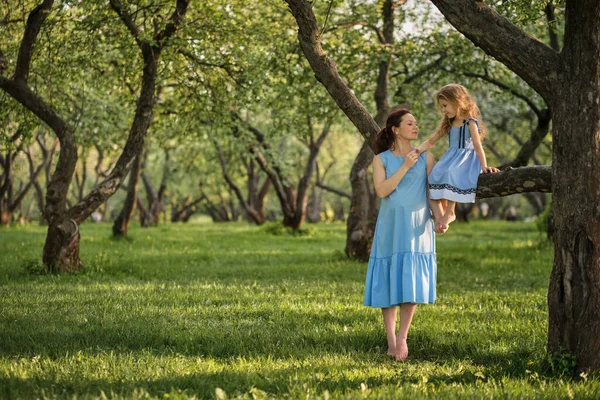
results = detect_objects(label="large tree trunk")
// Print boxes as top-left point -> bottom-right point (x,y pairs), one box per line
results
43,218 -> 81,273
547,27 -> 600,371
429,0 -> 600,374
345,0 -> 394,259
112,152 -> 143,236
345,142 -> 375,260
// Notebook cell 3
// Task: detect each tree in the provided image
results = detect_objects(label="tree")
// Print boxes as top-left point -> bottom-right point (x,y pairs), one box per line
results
284,0 -> 551,257
0,0 -> 189,271
428,0 -> 600,373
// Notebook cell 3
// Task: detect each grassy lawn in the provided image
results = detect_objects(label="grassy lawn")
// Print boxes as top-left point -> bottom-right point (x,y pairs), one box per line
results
0,220 -> 599,399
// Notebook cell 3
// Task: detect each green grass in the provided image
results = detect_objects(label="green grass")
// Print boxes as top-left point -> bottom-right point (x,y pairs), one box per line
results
0,220 -> 599,399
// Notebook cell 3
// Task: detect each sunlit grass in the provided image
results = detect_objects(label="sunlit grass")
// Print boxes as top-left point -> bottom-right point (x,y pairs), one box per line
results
1,220 -> 599,399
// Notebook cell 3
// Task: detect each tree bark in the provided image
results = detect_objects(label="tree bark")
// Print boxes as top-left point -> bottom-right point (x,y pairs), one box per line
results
112,152 -> 143,236
345,141 -> 376,261
215,141 -> 266,225
287,119 -> 331,229
431,0 -> 600,374
238,115 -> 331,229
344,0 -> 393,260
547,0 -> 600,372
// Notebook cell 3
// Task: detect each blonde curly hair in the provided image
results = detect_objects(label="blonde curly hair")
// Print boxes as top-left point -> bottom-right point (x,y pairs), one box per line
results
433,84 -> 487,140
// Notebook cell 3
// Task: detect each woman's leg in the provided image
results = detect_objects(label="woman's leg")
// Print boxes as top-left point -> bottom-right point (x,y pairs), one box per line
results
395,303 -> 417,360
382,306 -> 398,356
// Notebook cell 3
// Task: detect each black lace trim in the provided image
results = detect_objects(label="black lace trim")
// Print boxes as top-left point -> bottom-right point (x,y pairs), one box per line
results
429,183 -> 476,195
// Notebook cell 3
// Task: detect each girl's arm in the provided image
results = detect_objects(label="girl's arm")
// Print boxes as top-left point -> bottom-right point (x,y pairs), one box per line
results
425,152 -> 444,221
372,151 -> 419,198
417,131 -> 443,153
469,121 -> 499,173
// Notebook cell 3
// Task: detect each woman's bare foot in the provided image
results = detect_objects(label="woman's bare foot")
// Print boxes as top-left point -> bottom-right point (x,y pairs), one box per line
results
394,338 -> 408,361
387,346 -> 395,357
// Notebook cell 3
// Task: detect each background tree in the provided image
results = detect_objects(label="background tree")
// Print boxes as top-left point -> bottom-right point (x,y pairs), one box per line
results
0,0 -> 189,271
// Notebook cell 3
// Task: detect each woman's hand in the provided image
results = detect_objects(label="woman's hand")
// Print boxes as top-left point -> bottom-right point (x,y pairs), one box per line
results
482,166 -> 500,173
402,150 -> 419,170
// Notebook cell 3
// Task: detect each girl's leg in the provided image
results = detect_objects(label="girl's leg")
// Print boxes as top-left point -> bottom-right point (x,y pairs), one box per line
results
395,303 -> 417,360
382,306 -> 398,356
439,200 -> 457,228
430,199 -> 447,234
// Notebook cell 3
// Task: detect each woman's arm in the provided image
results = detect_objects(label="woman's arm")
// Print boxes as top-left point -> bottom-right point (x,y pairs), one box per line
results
372,151 -> 418,198
469,121 -> 499,173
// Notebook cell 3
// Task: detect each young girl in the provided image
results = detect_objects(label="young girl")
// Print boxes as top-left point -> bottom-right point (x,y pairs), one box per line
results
417,84 -> 499,233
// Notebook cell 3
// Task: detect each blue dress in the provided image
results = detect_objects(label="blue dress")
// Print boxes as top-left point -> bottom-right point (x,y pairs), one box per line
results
363,150 -> 437,308
428,118 -> 482,203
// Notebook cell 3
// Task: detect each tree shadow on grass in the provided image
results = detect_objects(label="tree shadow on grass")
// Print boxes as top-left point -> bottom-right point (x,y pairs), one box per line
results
0,367 -> 404,399
1,303 -> 541,383
0,346 -> 559,400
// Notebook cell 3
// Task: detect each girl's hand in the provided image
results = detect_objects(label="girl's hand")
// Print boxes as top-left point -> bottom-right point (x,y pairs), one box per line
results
482,166 -> 500,173
402,150 -> 419,169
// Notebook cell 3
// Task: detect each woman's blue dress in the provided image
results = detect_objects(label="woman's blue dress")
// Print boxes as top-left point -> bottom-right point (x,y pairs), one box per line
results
428,118 -> 482,203
363,150 -> 437,308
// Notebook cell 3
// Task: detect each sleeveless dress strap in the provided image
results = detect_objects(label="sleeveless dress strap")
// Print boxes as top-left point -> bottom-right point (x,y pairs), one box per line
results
464,117 -> 481,133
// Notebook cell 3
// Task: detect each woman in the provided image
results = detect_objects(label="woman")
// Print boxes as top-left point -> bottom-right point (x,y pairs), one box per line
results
363,108 -> 441,361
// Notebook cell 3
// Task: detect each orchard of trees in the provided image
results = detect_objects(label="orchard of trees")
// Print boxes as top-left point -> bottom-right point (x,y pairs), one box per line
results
1,0 -> 598,372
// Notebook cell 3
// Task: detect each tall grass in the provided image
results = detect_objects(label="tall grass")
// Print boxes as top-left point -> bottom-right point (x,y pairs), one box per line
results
0,220 -> 598,399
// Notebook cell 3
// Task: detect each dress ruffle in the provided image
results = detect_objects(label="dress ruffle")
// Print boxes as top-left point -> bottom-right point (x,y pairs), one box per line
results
364,251 -> 437,307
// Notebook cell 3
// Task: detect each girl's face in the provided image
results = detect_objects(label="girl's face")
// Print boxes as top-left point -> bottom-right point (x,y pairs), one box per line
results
438,99 -> 457,119
392,113 -> 419,140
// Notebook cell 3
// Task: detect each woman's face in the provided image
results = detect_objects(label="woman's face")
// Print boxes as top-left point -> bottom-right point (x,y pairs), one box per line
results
438,99 -> 457,119
392,113 -> 419,141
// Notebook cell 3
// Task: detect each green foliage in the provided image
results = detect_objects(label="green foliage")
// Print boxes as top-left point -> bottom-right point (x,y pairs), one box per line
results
536,199 -> 553,241
1,221 -> 599,398
260,221 -> 314,237
548,348 -> 578,377
20,258 -> 48,276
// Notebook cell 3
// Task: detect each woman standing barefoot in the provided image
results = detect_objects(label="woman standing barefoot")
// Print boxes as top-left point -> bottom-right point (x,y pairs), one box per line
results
363,108 -> 440,361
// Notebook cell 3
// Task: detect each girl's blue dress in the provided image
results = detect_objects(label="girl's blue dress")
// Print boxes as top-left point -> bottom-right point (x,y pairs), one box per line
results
363,150 -> 437,308
428,118 -> 482,203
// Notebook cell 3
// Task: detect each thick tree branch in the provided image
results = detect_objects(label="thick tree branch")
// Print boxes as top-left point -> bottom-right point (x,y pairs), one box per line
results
214,141 -> 263,224
68,1 -> 189,223
14,0 -> 53,82
476,166 -> 551,198
109,0 -> 142,45
430,0 -> 559,104
11,149 -> 45,212
545,1 -> 560,52
0,76 -> 71,142
285,0 -> 380,146
501,110 -> 551,169
315,182 -> 351,199
155,0 -> 188,45
324,21 -> 384,43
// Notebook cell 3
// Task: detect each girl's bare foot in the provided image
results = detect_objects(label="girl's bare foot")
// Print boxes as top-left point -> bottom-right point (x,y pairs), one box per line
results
439,212 -> 456,229
434,222 -> 448,234
394,338 -> 408,361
